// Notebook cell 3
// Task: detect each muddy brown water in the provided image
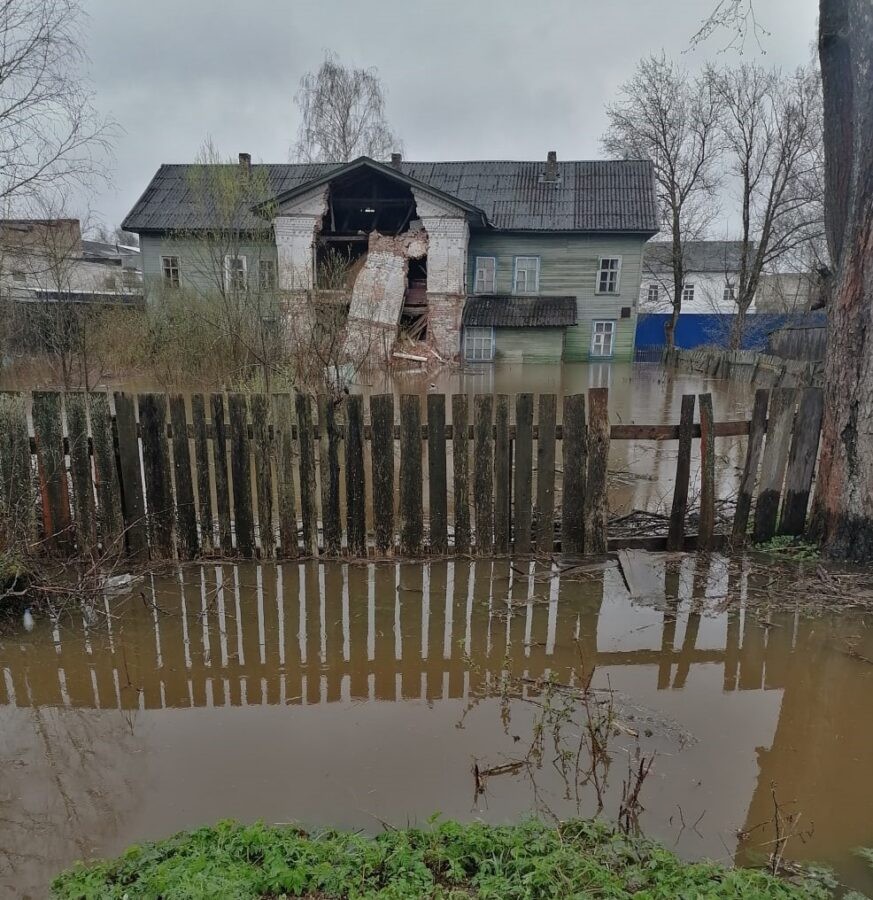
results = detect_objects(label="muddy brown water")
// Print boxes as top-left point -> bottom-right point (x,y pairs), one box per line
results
2,556 -> 873,897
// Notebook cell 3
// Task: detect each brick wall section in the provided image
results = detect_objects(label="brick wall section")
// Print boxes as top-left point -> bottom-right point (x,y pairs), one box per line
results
428,293 -> 464,358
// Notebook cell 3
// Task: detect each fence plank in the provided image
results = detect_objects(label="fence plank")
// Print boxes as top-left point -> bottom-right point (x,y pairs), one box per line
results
228,393 -> 254,557
139,393 -> 175,558
584,388 -> 609,554
89,393 -> 122,553
427,393 -> 448,555
317,395 -> 341,555
169,395 -> 198,559
561,393 -> 587,554
451,394 -> 471,554
370,394 -> 395,555
65,393 -> 96,554
295,393 -> 318,556
399,394 -> 423,555
732,389 -> 769,544
514,393 -> 534,554
494,394 -> 510,554
272,393 -> 298,557
535,394 -> 557,553
753,387 -> 797,543
210,394 -> 232,554
113,392 -> 147,558
779,386 -> 824,536
697,392 -> 715,550
473,394 -> 494,553
190,395 -> 214,554
667,395 -> 696,551
251,394 -> 274,558
0,394 -> 33,547
31,391 -> 72,554
345,394 -> 366,556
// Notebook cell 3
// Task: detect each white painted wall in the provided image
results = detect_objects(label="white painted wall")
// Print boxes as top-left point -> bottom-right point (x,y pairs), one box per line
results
639,270 -> 755,314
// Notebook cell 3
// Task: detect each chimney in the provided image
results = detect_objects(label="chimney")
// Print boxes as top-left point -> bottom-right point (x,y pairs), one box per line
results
545,150 -> 558,182
239,152 -> 251,171
391,152 -> 402,167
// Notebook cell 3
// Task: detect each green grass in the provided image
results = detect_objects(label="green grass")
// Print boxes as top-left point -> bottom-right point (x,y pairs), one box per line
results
52,818 -> 829,899
754,534 -> 822,561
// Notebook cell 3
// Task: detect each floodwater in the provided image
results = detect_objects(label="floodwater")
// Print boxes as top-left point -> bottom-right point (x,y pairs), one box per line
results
2,556 -> 873,897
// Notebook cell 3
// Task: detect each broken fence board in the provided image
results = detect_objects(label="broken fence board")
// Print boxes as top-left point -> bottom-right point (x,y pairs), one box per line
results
697,392 -> 715,550
228,393 -> 255,557
732,389 -> 769,544
584,387 -> 609,554
272,393 -> 299,557
667,394 -> 695,551
190,395 -> 214,554
370,394 -> 395,555
251,394 -> 275,557
513,393 -> 534,554
473,394 -> 494,553
561,393 -> 587,555
295,393 -> 318,556
32,391 -> 72,554
65,393 -> 96,554
753,387 -> 797,543
113,392 -> 148,558
169,395 -> 198,559
493,394 -> 510,554
210,393 -> 233,554
451,394 -> 471,554
345,394 -> 366,557
779,386 -> 824,536
399,394 -> 423,556
89,393 -> 123,553
139,393 -> 175,558
535,394 -> 557,554
427,393 -> 448,555
617,548 -> 663,600
317,395 -> 341,556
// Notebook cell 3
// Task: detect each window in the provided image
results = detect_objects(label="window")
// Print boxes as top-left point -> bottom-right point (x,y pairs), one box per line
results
11,270 -> 25,284
474,256 -> 496,293
646,283 -> 660,305
590,320 -> 616,358
161,255 -> 180,288
259,259 -> 277,291
224,255 -> 247,292
723,282 -> 736,304
597,257 -> 622,294
513,256 -> 539,294
681,282 -> 695,304
464,327 -> 494,362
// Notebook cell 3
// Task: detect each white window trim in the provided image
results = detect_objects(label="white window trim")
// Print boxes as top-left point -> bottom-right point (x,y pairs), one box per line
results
595,256 -> 622,295
646,283 -> 660,304
512,256 -> 540,295
161,255 -> 180,287
473,256 -> 497,294
590,319 -> 616,359
224,254 -> 248,291
682,282 -> 696,303
463,326 -> 495,362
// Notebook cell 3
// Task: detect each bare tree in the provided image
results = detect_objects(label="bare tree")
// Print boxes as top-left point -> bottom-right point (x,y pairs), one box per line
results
0,0 -> 114,207
293,52 -> 401,163
709,63 -> 824,349
602,55 -> 722,349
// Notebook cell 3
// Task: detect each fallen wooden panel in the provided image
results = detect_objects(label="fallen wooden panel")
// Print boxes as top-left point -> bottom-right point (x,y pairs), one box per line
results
616,548 -> 663,599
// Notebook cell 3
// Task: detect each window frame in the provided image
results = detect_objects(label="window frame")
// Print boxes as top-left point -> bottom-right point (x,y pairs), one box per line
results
681,282 -> 696,305
590,319 -> 616,359
473,256 -> 497,294
722,282 -> 735,304
646,282 -> 660,305
259,258 -> 277,291
512,256 -> 540,295
596,256 -> 622,295
161,255 -> 180,289
463,326 -> 495,362
224,254 -> 248,293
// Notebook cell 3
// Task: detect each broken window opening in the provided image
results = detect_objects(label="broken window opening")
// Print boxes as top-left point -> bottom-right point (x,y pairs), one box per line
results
321,168 -> 418,237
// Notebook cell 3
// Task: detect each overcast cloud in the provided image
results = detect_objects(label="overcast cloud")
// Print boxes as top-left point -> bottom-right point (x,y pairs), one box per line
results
81,0 -> 819,230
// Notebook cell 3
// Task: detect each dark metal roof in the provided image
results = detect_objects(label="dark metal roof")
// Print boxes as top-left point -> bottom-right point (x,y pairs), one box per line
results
462,295 -> 578,328
644,240 -> 758,274
122,158 -> 658,234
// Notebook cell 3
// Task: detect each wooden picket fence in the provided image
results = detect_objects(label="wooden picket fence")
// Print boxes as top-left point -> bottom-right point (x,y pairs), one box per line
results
0,385 -> 824,561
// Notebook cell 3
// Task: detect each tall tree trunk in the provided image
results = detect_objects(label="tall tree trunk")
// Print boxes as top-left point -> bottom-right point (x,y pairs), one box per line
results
810,0 -> 873,560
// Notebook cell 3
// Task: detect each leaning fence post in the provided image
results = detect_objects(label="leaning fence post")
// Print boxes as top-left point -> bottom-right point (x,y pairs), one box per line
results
584,387 -> 609,554
697,393 -> 715,550
667,394 -> 695,551
732,389 -> 769,544
779,386 -> 824,536
753,388 -> 797,543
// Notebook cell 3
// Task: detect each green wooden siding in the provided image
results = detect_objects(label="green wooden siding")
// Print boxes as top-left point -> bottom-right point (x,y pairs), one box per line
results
494,328 -> 563,362
467,233 -> 647,361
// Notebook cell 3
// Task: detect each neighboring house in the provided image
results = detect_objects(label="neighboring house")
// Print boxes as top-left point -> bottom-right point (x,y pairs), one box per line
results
0,219 -> 142,303
122,152 -> 658,362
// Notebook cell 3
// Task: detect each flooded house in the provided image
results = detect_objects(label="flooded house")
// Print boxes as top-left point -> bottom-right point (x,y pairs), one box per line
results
122,152 -> 658,363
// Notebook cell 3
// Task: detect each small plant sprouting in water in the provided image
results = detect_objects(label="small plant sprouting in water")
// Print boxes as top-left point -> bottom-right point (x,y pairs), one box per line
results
754,534 -> 821,561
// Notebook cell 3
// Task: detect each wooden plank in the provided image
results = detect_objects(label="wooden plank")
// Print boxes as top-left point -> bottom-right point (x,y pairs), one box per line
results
272,393 -> 298,557
513,393 -> 534,554
0,393 -> 34,547
31,391 -> 72,554
667,394 -> 695,551
473,394 -> 494,553
451,394 -> 471,554
535,394 -> 557,553
295,393 -> 318,556
617,549 -> 663,599
561,393 -> 587,555
210,394 -> 232,554
753,387 -> 797,543
493,394 -> 510,554
65,393 -> 96,554
697,392 -> 715,550
369,394 -> 395,555
250,394 -> 274,557
732,389 -> 769,544
345,394 -> 366,556
399,394 -> 423,555
113,392 -> 147,557
609,421 -> 750,440
317,395 -> 341,555
427,393 -> 448,555
584,387 -> 609,554
228,393 -> 254,557
190,395 -> 214,554
89,393 -> 123,553
169,395 -> 198,559
779,386 -> 824,536
138,393 -> 175,558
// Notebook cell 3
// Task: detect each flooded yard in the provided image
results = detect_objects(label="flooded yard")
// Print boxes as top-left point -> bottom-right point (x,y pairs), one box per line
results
2,555 -> 872,896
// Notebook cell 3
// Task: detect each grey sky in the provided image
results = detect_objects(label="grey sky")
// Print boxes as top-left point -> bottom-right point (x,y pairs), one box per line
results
83,0 -> 819,230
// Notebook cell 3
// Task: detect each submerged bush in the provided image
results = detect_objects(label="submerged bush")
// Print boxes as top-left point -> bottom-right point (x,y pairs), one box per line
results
52,818 -> 827,899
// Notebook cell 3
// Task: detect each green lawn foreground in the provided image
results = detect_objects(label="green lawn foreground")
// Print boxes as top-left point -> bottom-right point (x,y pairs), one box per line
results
51,818 -> 828,899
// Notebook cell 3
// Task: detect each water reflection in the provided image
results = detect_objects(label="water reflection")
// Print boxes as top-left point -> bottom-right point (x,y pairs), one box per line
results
1,557 -> 871,896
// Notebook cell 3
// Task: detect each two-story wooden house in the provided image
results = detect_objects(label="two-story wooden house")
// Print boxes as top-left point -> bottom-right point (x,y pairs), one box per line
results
122,152 -> 657,363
